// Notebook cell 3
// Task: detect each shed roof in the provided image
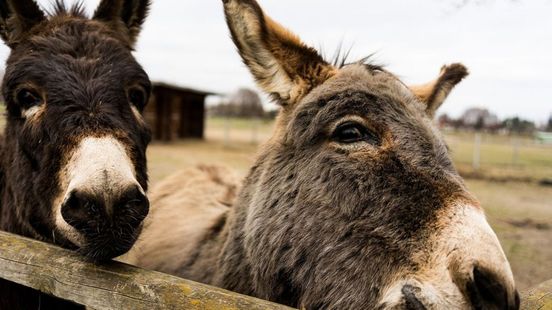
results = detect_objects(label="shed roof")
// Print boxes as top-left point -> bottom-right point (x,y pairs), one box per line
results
153,82 -> 219,96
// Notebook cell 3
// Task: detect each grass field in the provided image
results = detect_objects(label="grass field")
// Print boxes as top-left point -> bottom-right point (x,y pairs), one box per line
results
148,117 -> 552,290
446,131 -> 552,181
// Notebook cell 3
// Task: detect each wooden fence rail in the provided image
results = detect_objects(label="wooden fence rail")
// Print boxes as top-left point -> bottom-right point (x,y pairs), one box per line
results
0,231 -> 291,310
0,230 -> 550,309
522,279 -> 552,310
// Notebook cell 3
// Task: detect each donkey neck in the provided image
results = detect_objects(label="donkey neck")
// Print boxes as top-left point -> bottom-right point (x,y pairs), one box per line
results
212,153 -> 294,301
0,135 -> 5,227
212,188 -> 258,296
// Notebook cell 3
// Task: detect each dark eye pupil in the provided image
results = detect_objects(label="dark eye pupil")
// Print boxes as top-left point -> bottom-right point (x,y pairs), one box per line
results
129,89 -> 146,108
339,127 -> 363,141
332,122 -> 380,145
17,90 -> 41,108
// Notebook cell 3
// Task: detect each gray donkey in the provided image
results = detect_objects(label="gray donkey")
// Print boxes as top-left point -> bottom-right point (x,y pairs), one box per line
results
127,0 -> 519,309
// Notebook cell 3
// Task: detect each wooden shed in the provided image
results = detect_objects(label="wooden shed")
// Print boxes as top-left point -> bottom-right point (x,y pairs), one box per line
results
144,82 -> 215,141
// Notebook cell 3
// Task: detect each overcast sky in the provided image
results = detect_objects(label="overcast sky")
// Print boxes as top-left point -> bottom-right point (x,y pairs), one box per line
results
1,0 -> 550,123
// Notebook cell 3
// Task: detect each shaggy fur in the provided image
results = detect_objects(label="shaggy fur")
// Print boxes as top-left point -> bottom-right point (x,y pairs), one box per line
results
128,0 -> 518,309
122,165 -> 240,277
0,0 -> 151,309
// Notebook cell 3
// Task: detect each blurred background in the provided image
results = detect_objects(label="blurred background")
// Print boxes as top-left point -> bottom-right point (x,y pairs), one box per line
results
0,0 -> 550,290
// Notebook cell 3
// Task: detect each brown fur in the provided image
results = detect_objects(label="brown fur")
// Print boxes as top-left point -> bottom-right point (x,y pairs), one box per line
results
122,165 -> 240,276
0,0 -> 151,309
128,1 -> 518,309
222,0 -> 336,105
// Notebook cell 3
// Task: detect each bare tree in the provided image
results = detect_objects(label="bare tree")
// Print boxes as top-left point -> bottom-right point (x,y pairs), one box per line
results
229,88 -> 264,117
210,88 -> 265,118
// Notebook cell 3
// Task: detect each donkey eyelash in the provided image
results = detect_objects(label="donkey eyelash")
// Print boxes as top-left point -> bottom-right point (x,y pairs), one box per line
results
329,115 -> 374,135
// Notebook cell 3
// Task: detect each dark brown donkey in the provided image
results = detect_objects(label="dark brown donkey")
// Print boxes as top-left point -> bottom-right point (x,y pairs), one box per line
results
128,0 -> 519,309
0,0 -> 151,308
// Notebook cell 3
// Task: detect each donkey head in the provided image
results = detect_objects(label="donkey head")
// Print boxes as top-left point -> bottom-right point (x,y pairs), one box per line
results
0,0 -> 151,261
223,0 -> 518,308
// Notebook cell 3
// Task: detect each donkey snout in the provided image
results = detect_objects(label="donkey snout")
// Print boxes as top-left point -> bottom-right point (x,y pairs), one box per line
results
444,205 -> 519,310
381,205 -> 518,309
61,185 -> 149,231
383,274 -> 519,310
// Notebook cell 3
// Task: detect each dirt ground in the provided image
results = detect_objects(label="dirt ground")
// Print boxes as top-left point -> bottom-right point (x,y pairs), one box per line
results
147,125 -> 552,291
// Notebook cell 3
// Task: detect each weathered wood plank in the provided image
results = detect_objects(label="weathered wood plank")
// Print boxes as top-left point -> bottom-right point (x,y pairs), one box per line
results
522,279 -> 552,310
3,230 -> 552,309
0,231 -> 292,310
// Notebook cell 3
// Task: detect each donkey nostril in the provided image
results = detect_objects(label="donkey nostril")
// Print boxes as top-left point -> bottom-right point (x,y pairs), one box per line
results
467,267 -> 517,310
61,191 -> 103,230
401,285 -> 427,310
113,186 -> 149,227
126,196 -> 149,220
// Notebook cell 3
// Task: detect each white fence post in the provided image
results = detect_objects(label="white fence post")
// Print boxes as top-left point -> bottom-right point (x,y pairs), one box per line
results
473,133 -> 481,170
512,137 -> 520,166
251,118 -> 260,144
224,116 -> 231,147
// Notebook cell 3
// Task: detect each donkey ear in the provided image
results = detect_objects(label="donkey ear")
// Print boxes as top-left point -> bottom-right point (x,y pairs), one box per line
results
0,0 -> 45,48
410,63 -> 469,117
93,0 -> 150,47
223,0 -> 336,106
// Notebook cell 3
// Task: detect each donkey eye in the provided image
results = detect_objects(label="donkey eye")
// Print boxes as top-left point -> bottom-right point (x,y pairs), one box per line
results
332,122 -> 380,145
128,87 -> 147,110
16,89 -> 42,109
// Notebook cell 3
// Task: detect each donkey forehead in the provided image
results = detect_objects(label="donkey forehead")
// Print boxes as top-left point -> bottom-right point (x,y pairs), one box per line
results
299,64 -> 424,118
6,51 -> 146,99
8,19 -> 139,76
291,65 -> 427,132
10,52 -> 142,82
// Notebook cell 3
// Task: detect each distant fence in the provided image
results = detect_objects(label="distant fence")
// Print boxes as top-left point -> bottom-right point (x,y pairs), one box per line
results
442,131 -> 552,182
206,116 -> 273,146
535,131 -> 552,145
0,231 -> 290,310
0,230 -> 550,309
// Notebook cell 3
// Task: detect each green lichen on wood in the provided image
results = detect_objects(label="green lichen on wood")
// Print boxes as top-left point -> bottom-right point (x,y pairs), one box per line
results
522,279 -> 552,310
0,231 -> 292,310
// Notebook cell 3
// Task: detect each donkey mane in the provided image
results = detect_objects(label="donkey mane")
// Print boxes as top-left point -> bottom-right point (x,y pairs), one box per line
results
328,44 -> 384,71
48,0 -> 87,17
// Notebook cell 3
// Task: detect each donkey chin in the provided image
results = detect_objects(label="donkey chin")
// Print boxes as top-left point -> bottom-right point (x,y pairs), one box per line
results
53,137 -> 149,262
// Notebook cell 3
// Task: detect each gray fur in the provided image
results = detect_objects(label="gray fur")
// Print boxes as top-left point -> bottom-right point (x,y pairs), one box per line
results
127,1 -> 518,308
